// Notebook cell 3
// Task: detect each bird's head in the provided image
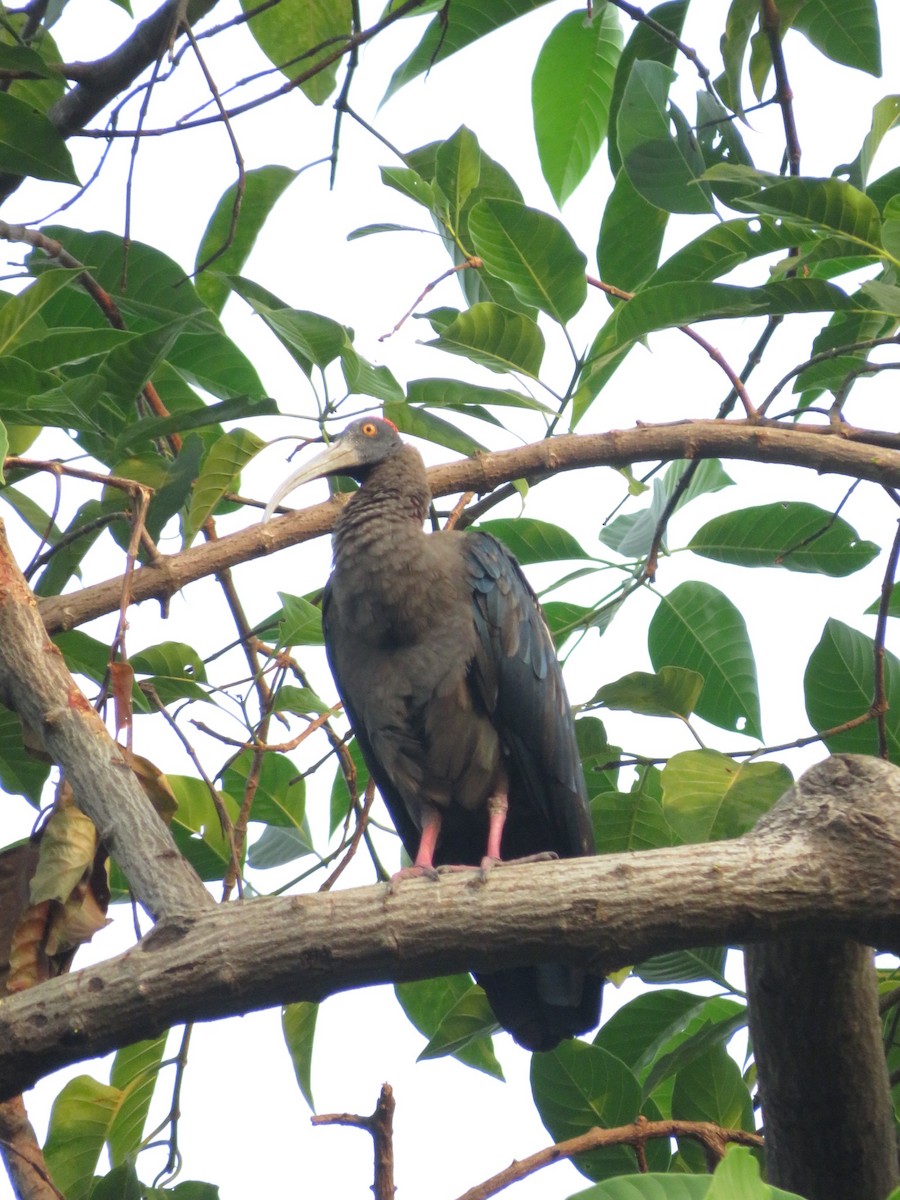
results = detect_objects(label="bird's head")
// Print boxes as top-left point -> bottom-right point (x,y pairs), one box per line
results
263,417 -> 402,521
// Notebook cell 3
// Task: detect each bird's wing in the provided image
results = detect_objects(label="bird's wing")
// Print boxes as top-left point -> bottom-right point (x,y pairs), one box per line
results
464,531 -> 593,859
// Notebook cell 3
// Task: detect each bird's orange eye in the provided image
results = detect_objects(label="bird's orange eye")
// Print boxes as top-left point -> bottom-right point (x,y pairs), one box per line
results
361,422 -> 378,437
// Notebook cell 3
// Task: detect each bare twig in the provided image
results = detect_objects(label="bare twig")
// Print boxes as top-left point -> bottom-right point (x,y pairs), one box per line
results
760,0 -> 801,175
312,1083 -> 395,1200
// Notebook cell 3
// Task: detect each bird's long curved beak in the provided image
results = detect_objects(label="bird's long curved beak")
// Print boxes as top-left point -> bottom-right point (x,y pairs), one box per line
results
263,439 -> 361,522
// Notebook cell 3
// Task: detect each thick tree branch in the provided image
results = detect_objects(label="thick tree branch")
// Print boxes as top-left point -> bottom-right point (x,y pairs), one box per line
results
746,763 -> 899,1200
0,521 -> 212,922
32,419 -> 900,635
0,755 -> 897,1100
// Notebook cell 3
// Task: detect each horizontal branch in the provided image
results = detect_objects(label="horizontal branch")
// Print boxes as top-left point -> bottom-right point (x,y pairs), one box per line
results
1,755 -> 898,1099
35,419 -> 900,635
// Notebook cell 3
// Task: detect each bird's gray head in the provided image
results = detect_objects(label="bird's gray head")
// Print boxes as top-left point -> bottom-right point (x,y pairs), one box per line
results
263,417 -> 403,522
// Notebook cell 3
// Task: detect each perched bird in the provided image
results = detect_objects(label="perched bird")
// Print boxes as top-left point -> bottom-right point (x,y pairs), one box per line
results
265,417 -> 602,1050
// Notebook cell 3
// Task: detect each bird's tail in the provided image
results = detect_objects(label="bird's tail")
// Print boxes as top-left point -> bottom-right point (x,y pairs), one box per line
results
475,966 -> 603,1053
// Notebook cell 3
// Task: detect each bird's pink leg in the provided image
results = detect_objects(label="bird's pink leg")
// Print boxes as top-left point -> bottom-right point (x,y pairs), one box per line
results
390,807 -> 442,886
480,791 -> 559,877
481,793 -> 508,871
414,807 -> 442,870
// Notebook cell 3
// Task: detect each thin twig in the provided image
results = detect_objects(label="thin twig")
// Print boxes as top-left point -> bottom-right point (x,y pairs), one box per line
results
312,1083 -> 396,1200
873,514 -> 900,757
760,0 -> 801,174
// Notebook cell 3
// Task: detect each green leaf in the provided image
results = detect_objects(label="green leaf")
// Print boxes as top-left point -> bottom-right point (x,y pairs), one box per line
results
0,706 -> 50,803
597,167 -> 669,295
247,824 -> 315,868
0,267 -> 80,355
643,1005 -> 748,1095
131,642 -> 209,705
661,750 -> 792,842
92,1163 -> 142,1200
222,749 -> 306,829
732,176 -> 885,258
167,775 -> 239,881
689,502 -> 879,576
532,1041 -> 668,1179
593,989 -> 717,1072
384,401 -> 487,457
467,199 -> 587,323
229,278 -> 349,375
695,91 -> 752,205
617,60 -> 713,214
416,988 -> 503,1066
183,427 -> 265,544
0,91 -> 78,183
710,1146 -> 805,1200
476,518 -> 589,564
395,976 -> 503,1079
576,278 -> 855,413
532,6 -> 622,206
406,377 -> 552,415
342,348 -> 405,404
600,460 -> 734,560
649,581 -> 762,739
805,618 -> 900,761
590,788 -> 676,854
275,592 -> 325,647
837,94 -> 900,189
672,1044 -> 754,1130
607,0 -> 687,174
384,0 -> 553,101
107,1035 -> 168,1165
792,0 -> 881,76
434,126 -> 481,231
111,393 -> 278,457
649,215 -> 813,288
422,301 -> 545,377
282,1002 -> 318,1109
380,165 -> 435,210
592,667 -> 703,719
240,0 -> 350,103
44,1077 -> 124,1200
636,946 -> 728,988
0,41 -> 51,78
568,1177 -> 710,1199
195,166 -> 297,315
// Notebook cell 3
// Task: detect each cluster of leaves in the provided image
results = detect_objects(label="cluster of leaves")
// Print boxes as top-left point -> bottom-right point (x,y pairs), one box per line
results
0,0 -> 898,1197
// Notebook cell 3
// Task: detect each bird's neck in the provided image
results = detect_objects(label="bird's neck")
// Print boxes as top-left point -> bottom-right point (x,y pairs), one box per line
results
333,444 -> 431,555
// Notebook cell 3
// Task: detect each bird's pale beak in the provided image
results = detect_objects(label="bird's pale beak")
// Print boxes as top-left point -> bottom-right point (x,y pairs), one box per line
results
263,440 -> 361,522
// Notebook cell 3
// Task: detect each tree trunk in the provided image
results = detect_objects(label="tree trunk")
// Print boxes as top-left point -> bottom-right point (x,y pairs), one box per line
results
746,757 -> 900,1200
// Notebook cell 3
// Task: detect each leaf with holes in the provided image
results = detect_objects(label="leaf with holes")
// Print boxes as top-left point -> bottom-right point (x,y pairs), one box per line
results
649,581 -> 762,738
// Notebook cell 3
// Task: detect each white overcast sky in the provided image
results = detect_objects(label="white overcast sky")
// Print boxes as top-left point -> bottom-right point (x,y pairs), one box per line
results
2,2 -> 900,1198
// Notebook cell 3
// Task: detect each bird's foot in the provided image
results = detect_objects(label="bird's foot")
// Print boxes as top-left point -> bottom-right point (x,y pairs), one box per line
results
387,863 -> 440,893
475,849 -> 559,883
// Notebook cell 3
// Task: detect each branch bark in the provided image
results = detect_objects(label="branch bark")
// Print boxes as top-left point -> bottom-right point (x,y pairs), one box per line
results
746,762 -> 899,1200
33,419 -> 900,635
0,755 -> 897,1101
0,522 -> 212,922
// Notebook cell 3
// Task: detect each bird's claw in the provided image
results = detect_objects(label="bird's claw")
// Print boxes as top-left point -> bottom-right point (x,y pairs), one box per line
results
386,863 -> 440,894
